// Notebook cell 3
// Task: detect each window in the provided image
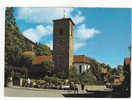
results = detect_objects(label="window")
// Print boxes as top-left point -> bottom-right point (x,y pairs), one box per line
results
79,65 -> 82,73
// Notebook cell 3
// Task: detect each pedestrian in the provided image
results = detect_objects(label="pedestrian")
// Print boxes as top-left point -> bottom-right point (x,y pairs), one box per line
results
74,82 -> 79,94
81,82 -> 85,93
33,81 -> 36,88
27,78 -> 31,87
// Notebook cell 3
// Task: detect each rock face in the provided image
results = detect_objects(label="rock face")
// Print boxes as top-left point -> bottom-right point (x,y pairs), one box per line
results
53,18 -> 74,76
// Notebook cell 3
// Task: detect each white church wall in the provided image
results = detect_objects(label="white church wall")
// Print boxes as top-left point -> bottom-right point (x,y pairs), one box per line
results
73,63 -> 91,73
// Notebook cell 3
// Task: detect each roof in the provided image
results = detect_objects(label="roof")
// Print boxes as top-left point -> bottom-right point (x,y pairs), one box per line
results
53,18 -> 75,25
33,55 -> 92,65
32,56 -> 52,64
23,51 -> 35,56
73,55 -> 91,64
124,57 -> 131,66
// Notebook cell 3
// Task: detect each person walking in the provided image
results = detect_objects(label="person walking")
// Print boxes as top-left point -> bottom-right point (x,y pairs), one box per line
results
74,82 -> 79,94
81,82 -> 85,93
27,78 -> 31,87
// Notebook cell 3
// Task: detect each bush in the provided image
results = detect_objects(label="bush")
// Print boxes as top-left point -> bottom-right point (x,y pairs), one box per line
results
68,67 -> 80,82
80,71 -> 97,85
43,76 -> 60,84
56,72 -> 67,79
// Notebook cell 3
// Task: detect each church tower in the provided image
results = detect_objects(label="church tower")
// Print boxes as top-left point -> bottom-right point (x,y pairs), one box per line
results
53,18 -> 74,77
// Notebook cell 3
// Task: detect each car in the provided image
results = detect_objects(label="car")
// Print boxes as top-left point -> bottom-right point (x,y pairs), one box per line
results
106,82 -> 111,88
61,85 -> 70,90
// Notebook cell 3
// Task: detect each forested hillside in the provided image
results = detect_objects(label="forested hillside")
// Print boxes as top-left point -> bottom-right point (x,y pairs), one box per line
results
5,7 -> 52,66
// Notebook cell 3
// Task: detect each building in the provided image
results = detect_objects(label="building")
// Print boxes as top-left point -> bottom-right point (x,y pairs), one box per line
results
23,51 -> 35,56
73,55 -> 91,73
123,57 -> 131,72
32,56 -> 52,65
101,67 -> 108,74
53,18 -> 74,76
32,55 -> 92,74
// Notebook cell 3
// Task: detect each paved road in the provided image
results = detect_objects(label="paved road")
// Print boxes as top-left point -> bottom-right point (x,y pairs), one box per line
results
5,86 -> 124,98
5,87 -> 74,97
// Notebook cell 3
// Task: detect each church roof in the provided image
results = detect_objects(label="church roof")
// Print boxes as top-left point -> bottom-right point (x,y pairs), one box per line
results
32,55 -> 92,65
73,55 -> 91,64
32,56 -> 52,64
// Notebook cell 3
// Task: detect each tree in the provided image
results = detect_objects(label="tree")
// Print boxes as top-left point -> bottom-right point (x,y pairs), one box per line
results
80,71 -> 97,85
20,54 -> 34,69
5,7 -> 28,65
33,43 -> 52,56
111,68 -> 118,75
68,67 -> 80,81
41,61 -> 54,76
5,7 -> 53,80
117,65 -> 123,74
56,71 -> 67,79
5,7 -> 16,26
6,45 -> 23,66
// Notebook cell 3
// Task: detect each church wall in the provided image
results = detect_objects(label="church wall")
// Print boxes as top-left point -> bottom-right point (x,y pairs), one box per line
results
73,63 -> 91,73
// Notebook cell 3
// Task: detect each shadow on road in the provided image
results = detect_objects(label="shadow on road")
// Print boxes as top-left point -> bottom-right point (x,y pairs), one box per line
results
62,90 -> 129,98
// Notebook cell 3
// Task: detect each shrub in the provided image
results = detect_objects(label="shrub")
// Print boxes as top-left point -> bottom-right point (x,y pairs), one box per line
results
43,76 -> 60,84
80,71 -> 97,85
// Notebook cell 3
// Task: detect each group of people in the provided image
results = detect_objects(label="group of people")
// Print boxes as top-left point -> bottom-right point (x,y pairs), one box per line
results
22,78 -> 86,94
22,78 -> 31,87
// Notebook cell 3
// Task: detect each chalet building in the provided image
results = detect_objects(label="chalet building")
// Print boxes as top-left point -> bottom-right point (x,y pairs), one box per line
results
32,55 -> 92,74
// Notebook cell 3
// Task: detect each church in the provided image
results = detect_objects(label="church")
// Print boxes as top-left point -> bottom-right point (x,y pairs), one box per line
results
32,55 -> 92,74
32,17 -> 92,75
23,17 -> 93,76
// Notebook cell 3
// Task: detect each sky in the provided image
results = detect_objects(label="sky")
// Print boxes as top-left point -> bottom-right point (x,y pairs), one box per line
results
14,7 -> 131,67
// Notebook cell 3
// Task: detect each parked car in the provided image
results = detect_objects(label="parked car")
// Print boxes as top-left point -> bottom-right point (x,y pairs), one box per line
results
106,82 -> 111,88
60,85 -> 70,90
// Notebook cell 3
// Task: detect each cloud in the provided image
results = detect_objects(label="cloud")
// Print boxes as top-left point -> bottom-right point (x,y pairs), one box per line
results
17,8 -> 100,52
46,41 -> 53,50
74,24 -> 100,51
23,25 -> 52,42
72,11 -> 85,25
16,8 -> 85,25
76,24 -> 100,40
74,42 -> 86,51
17,8 -> 73,23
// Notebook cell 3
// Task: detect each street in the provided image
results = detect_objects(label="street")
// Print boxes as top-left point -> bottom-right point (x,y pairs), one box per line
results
4,85 -> 121,98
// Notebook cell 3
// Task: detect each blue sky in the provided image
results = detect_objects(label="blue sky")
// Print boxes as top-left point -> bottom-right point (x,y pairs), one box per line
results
14,7 -> 131,67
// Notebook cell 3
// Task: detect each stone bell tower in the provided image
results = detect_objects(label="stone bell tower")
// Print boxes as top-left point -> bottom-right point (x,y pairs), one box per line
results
53,18 -> 74,76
